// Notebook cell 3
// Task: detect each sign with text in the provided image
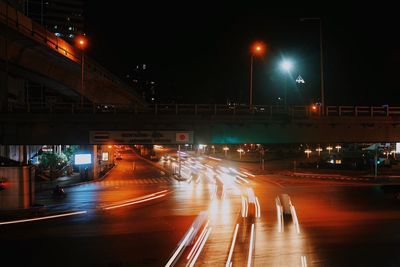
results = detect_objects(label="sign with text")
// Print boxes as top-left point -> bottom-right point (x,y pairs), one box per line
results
90,131 -> 193,144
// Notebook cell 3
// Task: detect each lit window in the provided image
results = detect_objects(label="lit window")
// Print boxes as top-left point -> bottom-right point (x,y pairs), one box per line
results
54,25 -> 58,29
54,32 -> 61,37
68,26 -> 72,30
68,34 -> 74,38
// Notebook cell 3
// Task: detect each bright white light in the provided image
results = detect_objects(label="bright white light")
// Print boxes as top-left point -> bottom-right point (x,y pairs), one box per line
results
281,60 -> 293,72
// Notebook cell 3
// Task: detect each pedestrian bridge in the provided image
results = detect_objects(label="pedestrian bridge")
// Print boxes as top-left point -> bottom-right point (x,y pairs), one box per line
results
2,103 -> 400,144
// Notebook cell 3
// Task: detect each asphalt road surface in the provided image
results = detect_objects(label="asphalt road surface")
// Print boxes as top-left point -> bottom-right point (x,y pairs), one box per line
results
1,149 -> 400,266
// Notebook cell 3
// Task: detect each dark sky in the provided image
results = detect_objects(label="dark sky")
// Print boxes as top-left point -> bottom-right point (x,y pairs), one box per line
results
85,2 -> 399,105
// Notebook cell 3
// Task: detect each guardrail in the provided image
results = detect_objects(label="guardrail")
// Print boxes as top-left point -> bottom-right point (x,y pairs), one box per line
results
6,102 -> 400,117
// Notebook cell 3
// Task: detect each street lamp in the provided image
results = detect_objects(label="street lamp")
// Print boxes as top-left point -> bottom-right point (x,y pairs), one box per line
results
300,17 -> 325,114
304,148 -> 312,158
237,148 -> 244,160
75,35 -> 87,107
316,147 -> 323,156
326,145 -> 333,154
223,146 -> 229,157
280,59 -> 293,108
335,145 -> 342,153
249,41 -> 266,109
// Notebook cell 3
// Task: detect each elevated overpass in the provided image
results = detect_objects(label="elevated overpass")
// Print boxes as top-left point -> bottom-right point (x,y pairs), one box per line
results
0,1 -> 144,109
2,104 -> 400,144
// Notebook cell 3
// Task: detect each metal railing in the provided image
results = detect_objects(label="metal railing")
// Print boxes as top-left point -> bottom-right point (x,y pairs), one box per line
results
6,102 -> 400,118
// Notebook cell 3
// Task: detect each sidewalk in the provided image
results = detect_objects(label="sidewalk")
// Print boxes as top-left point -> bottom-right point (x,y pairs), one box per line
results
0,166 -> 115,221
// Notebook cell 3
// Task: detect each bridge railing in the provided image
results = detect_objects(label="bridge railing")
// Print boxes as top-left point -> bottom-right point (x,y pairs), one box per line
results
7,102 -> 400,118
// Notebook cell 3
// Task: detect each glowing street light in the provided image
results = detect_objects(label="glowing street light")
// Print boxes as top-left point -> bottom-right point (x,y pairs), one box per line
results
75,35 -> 87,107
304,148 -> 312,158
335,145 -> 342,152
326,145 -> 333,154
237,148 -> 244,160
223,146 -> 229,157
211,145 -> 215,154
280,59 -> 293,107
316,147 -> 323,156
249,41 -> 266,109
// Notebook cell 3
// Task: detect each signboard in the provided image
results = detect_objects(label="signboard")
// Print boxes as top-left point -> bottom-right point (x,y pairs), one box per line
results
89,131 -> 194,144
74,154 -> 92,165
102,152 -> 109,161
396,142 -> 400,153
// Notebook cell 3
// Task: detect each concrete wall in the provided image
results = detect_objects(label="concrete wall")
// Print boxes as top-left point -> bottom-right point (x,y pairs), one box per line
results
0,166 -> 34,209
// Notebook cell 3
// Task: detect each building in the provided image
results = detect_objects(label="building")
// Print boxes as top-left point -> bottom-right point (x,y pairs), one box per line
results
21,0 -> 85,43
125,64 -> 157,103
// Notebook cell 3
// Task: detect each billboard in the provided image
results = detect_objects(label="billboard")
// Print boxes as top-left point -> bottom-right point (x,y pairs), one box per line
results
74,154 -> 92,165
102,152 -> 109,161
89,131 -> 194,144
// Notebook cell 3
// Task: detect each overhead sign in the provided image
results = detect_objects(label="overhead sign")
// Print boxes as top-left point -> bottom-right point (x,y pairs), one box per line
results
296,75 -> 305,84
90,131 -> 194,144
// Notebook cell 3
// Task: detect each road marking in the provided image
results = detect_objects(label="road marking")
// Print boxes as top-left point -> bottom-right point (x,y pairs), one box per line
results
290,204 -> 301,234
225,223 -> 239,267
187,221 -> 209,260
0,210 -> 87,225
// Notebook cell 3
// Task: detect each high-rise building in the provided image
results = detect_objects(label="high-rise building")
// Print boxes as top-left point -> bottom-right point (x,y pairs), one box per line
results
21,0 -> 85,43
126,64 -> 157,104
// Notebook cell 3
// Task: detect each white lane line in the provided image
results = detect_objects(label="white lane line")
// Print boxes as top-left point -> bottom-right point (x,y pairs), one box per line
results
165,227 -> 195,267
188,227 -> 212,267
301,255 -> 308,267
247,223 -> 255,267
276,197 -> 283,233
0,210 -> 87,225
225,223 -> 239,267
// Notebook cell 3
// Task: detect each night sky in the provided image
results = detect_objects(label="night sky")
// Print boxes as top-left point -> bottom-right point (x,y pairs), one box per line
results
85,2 -> 399,105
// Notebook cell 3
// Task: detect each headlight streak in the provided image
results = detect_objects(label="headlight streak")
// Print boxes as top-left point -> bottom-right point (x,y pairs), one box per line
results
187,220 -> 210,260
301,255 -> 308,267
187,227 -> 212,267
102,190 -> 169,210
275,196 -> 284,233
247,223 -> 255,267
255,197 -> 261,218
242,171 -> 255,177
225,223 -> 239,267
236,175 -> 250,184
241,196 -> 246,217
290,204 -> 301,234
165,227 -> 195,267
0,210 -> 87,225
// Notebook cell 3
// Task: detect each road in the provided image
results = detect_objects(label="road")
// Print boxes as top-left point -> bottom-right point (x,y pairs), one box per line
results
1,148 -> 400,266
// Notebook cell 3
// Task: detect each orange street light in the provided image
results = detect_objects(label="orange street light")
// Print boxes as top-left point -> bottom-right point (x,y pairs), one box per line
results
75,35 -> 87,107
249,41 -> 266,109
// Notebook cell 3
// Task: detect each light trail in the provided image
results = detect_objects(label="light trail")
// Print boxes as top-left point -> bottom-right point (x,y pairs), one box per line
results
165,227 -> 195,267
290,204 -> 301,234
247,223 -> 255,267
301,255 -> 308,267
0,210 -> 87,225
187,227 -> 212,267
255,197 -> 261,218
225,223 -> 239,267
103,190 -> 169,210
187,221 -> 209,260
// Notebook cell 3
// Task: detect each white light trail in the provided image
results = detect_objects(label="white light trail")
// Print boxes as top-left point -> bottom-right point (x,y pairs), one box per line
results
103,190 -> 169,210
0,210 -> 87,225
247,223 -> 255,267
290,204 -> 301,234
165,227 -> 195,267
301,255 -> 308,267
236,175 -> 250,184
255,197 -> 261,218
225,223 -> 239,267
276,197 -> 283,233
242,171 -> 255,177
188,227 -> 212,267
187,221 -> 209,260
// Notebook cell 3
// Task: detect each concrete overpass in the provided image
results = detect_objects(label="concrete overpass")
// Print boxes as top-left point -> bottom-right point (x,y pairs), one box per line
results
2,104 -> 400,144
0,1 -> 145,110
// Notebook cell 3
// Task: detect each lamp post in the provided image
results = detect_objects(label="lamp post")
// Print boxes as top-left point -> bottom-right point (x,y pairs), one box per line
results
249,41 -> 266,109
237,148 -> 244,160
326,145 -> 333,154
223,146 -> 229,158
76,36 -> 87,107
300,17 -> 325,114
280,59 -> 293,108
305,148 -> 312,158
316,147 -> 322,156
335,145 -> 341,153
